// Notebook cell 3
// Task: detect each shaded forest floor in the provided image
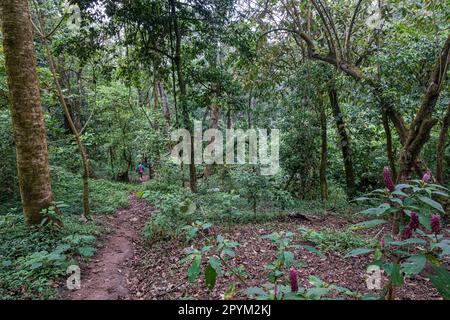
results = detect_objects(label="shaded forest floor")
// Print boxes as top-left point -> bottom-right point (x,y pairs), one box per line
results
60,194 -> 154,300
59,193 -> 442,300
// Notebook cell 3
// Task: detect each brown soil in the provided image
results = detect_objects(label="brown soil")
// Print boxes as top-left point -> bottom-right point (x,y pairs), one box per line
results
132,214 -> 443,300
64,194 -> 153,300
60,197 -> 445,300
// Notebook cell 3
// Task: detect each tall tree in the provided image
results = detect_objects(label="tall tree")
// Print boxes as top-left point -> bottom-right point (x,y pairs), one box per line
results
0,0 -> 54,224
329,86 -> 356,196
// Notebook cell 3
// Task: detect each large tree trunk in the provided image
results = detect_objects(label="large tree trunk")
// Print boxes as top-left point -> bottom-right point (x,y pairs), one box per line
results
319,106 -> 328,201
436,101 -> 450,184
329,87 -> 356,196
398,35 -> 450,181
0,0 -> 54,224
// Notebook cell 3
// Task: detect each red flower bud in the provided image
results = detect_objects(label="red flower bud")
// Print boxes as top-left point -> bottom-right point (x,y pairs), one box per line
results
402,224 -> 412,240
410,212 -> 420,230
431,215 -> 441,235
289,266 -> 298,292
422,171 -> 432,183
383,166 -> 395,192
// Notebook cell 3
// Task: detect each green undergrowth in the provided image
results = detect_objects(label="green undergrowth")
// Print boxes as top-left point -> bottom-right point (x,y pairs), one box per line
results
299,227 -> 373,255
0,166 -> 135,299
139,176 -> 359,244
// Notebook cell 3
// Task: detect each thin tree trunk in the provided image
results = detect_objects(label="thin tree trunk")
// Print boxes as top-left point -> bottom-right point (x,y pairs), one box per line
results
329,87 -> 356,196
382,108 -> 397,179
157,81 -> 171,126
204,104 -> 219,178
171,0 -> 197,192
0,0 -> 54,224
436,101 -> 450,184
226,100 -> 232,129
56,58 -> 82,133
319,106 -> 328,201
33,3 -> 91,218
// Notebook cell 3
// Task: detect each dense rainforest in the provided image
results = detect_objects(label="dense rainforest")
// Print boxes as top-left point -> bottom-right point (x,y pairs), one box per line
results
0,0 -> 449,301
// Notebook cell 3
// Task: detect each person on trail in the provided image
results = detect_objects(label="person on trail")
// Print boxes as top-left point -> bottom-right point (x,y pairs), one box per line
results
136,162 -> 145,180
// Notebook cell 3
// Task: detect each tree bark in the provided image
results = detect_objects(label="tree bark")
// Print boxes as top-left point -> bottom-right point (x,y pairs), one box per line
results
226,99 -> 232,129
56,58 -> 82,133
329,87 -> 356,196
0,0 -> 54,224
170,0 -> 197,192
319,106 -> 328,201
157,80 -> 171,126
204,104 -> 219,178
398,35 -> 450,181
382,108 -> 397,179
436,101 -> 450,184
33,2 -> 91,218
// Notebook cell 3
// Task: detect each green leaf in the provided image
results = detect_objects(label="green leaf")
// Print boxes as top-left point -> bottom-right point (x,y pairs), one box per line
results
283,251 -> 295,267
297,244 -> 325,258
308,275 -> 323,287
205,263 -> 217,289
209,256 -> 221,275
30,262 -> 43,270
187,254 -> 201,282
390,263 -> 404,286
417,196 -> 444,213
246,287 -> 266,297
345,248 -> 374,258
436,240 -> 450,257
389,238 -> 427,246
224,283 -> 236,300
78,246 -> 95,258
223,249 -> 235,258
391,190 -> 408,197
426,266 -> 450,299
307,287 -> 329,299
401,255 -> 426,275
360,203 -> 390,216
350,219 -> 388,230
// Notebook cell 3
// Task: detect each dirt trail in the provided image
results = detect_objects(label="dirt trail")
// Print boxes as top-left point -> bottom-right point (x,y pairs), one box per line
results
67,194 -> 153,300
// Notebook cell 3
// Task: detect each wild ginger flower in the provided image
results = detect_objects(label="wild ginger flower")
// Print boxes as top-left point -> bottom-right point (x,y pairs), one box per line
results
289,266 -> 298,293
410,212 -> 420,231
383,166 -> 395,192
380,238 -> 385,248
422,171 -> 432,183
402,224 -> 412,240
431,215 -> 441,235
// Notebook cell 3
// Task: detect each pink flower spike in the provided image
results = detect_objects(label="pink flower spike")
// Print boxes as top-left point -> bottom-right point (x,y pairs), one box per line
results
289,266 -> 298,293
383,166 -> 395,192
422,171 -> 432,183
402,224 -> 412,240
410,212 -> 420,231
430,215 -> 441,235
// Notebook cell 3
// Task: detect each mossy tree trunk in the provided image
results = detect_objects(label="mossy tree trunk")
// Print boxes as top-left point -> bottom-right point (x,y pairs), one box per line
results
0,0 -> 54,224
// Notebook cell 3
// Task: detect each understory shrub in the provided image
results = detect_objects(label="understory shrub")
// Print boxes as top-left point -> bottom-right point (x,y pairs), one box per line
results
0,166 -> 132,299
299,227 -> 372,255
0,212 -> 103,299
